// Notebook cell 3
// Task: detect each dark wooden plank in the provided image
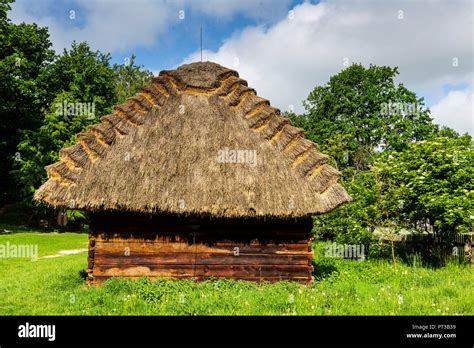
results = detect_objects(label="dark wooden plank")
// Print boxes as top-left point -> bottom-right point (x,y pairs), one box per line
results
86,236 -> 95,285
92,232 -> 311,244
94,240 -> 310,254
93,252 -> 313,265
93,264 -> 312,277
88,212 -> 314,284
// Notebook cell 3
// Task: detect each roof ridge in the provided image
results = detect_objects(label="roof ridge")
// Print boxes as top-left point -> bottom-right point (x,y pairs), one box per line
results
159,62 -> 239,92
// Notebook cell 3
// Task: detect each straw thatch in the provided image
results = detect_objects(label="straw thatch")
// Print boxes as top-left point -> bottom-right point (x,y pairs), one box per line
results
34,62 -> 351,218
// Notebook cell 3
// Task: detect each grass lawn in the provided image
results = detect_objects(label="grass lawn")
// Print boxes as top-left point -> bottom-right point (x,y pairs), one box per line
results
0,231 -> 472,315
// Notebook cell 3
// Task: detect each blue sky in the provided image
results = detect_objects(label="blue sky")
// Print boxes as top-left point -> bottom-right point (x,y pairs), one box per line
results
9,0 -> 473,134
10,0 -> 304,70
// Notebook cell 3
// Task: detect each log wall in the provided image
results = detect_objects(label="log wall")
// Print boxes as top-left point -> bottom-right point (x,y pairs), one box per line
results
87,212 -> 314,284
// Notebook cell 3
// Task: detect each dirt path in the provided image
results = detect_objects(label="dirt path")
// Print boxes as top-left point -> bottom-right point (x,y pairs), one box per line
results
39,248 -> 88,259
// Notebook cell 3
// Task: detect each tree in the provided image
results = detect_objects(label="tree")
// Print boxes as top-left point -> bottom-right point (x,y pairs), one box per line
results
373,135 -> 473,248
13,42 -> 117,199
435,125 -> 460,139
41,41 -> 117,117
296,64 -> 437,246
291,64 -> 436,170
0,0 -> 54,204
113,54 -> 153,104
14,42 -> 154,203
312,168 -> 379,246
14,92 -> 95,197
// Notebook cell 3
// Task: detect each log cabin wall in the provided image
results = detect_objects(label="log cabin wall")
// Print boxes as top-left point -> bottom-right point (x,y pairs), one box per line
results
87,212 -> 314,285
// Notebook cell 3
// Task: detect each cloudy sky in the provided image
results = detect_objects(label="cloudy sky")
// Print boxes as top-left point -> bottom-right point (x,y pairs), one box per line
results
9,0 -> 473,134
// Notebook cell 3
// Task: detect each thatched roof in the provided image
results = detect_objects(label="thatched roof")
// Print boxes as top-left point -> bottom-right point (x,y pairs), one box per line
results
34,62 -> 351,218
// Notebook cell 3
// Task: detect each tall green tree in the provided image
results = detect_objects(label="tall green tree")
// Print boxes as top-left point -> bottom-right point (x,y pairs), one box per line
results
291,64 -> 436,170
41,41 -> 117,117
14,43 -> 153,202
15,92 -> 95,197
373,135 -> 473,246
0,0 -> 54,204
14,42 -> 117,199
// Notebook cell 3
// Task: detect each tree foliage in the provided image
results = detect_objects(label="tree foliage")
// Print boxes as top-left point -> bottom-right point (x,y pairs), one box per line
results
13,43 -> 153,201
291,64 -> 436,170
14,92 -> 94,197
373,135 -> 473,242
312,169 -> 378,246
113,54 -> 153,104
13,42 -> 117,198
300,63 -> 470,257
41,41 -> 117,117
0,0 -> 54,204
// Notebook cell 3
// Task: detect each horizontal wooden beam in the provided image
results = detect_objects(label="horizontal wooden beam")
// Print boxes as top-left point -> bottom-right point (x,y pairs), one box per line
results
94,264 -> 313,277
92,233 -> 310,244
94,252 -> 313,265
94,240 -> 311,254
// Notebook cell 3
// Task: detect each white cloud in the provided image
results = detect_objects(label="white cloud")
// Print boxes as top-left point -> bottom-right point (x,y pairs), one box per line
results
8,0 -> 292,54
9,0 -> 473,133
183,0 -> 473,131
431,85 -> 473,135
10,0 -> 174,53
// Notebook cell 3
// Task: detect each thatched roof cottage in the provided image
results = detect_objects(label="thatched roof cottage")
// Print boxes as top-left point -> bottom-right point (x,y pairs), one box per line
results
35,62 -> 351,284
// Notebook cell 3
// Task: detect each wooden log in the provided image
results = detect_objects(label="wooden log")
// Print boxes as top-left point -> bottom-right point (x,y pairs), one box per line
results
88,212 -> 314,284
93,264 -> 312,277
94,240 -> 310,254
93,252 -> 313,265
464,235 -> 472,263
86,235 -> 96,285
92,232 -> 310,244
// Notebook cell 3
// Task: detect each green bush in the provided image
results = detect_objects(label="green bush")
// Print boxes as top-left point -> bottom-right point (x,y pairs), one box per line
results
312,169 -> 378,247
367,241 -> 393,260
335,226 -> 375,246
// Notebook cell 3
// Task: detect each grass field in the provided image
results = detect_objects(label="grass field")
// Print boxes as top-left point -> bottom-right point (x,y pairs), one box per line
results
0,231 -> 473,315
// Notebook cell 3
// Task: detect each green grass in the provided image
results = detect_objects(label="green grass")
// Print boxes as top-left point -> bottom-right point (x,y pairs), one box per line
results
0,231 -> 472,315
